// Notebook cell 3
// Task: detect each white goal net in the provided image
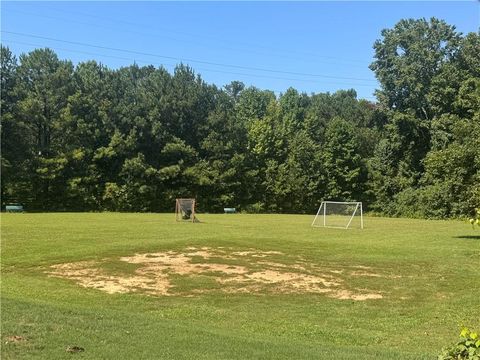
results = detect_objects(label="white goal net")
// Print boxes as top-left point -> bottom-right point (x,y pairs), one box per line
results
311,201 -> 363,229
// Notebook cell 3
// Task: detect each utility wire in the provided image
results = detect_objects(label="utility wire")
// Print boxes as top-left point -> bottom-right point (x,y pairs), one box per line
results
3,40 -> 378,100
6,9 -> 369,69
31,4 -> 371,65
2,31 -> 378,83
2,39 -> 377,89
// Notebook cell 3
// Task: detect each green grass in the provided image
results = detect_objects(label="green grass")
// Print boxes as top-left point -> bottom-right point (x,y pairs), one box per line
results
1,213 -> 479,359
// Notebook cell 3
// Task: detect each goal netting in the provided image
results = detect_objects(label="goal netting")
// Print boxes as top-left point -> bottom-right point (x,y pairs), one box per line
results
175,198 -> 199,223
311,201 -> 363,229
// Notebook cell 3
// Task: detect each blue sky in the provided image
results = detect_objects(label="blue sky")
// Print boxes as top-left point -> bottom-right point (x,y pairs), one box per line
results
2,1 -> 479,100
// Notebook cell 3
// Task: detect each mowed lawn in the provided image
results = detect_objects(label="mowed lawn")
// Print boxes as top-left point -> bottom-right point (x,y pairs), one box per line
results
1,213 -> 479,359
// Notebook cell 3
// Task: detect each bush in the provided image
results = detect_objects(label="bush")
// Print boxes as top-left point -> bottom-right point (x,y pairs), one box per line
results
470,208 -> 480,228
243,202 -> 265,214
439,328 -> 480,360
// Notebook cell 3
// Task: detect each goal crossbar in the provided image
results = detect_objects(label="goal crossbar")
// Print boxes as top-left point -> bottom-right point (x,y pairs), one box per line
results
311,201 -> 364,229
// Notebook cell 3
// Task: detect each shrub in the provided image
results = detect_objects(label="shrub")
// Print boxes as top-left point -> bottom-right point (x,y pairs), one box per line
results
470,208 -> 480,228
243,202 -> 265,214
439,328 -> 480,360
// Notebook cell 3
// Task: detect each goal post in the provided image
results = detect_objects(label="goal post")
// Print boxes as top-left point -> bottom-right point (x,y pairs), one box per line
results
175,198 -> 199,223
311,201 -> 363,229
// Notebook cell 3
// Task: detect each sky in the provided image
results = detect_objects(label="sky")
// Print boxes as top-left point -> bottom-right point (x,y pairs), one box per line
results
1,1 -> 479,100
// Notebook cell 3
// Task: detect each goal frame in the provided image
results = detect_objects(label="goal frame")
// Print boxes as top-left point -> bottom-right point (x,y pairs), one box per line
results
175,198 -> 197,223
311,201 -> 364,229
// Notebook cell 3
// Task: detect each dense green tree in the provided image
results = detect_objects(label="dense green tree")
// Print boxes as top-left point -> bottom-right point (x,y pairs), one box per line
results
11,49 -> 74,209
370,17 -> 460,119
236,87 -> 275,127
322,118 -> 367,202
1,46 -> 23,205
369,19 -> 478,217
58,61 -> 114,210
0,19 -> 477,217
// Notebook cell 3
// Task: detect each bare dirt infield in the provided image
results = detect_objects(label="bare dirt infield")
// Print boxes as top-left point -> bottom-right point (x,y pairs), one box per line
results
48,247 -> 385,300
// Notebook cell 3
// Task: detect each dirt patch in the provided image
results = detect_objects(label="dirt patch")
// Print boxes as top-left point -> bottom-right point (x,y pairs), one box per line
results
49,261 -> 170,295
246,270 -> 339,287
47,247 -> 386,300
5,335 -> 27,344
256,261 -> 310,272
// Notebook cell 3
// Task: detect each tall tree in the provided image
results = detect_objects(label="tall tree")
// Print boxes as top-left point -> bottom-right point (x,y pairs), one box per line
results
322,117 -> 367,202
370,18 -> 460,120
13,48 -> 74,209
1,46 -> 24,206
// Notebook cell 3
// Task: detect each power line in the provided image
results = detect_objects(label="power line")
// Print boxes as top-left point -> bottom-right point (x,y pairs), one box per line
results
2,39 -> 378,89
2,39 -> 179,69
3,39 -> 378,100
1,30 -> 378,83
33,4 -> 371,65
6,8 -> 369,69
271,88 -> 377,101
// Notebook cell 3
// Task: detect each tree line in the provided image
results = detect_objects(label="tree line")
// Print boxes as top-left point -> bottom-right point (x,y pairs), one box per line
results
1,18 -> 479,218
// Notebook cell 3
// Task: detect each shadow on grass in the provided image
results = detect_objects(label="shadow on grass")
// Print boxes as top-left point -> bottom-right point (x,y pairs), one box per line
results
454,235 -> 480,240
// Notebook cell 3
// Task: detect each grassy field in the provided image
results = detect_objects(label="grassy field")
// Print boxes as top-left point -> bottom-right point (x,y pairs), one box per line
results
1,213 -> 479,359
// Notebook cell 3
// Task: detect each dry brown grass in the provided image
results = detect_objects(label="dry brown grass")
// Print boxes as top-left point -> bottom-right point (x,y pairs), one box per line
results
48,247 -> 387,300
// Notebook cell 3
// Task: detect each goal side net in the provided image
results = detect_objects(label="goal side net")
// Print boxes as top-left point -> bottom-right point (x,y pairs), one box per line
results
175,198 -> 199,223
311,201 -> 363,229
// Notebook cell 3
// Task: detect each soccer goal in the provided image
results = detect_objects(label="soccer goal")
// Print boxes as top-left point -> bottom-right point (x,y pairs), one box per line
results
175,198 -> 199,223
311,201 -> 363,229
